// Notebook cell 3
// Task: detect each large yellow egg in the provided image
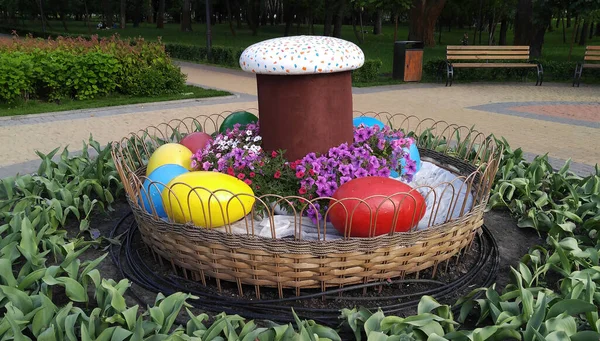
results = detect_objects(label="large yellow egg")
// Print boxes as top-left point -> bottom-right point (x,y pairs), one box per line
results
161,172 -> 256,228
146,143 -> 193,176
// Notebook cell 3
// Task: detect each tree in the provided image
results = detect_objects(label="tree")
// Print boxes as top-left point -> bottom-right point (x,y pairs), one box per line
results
157,0 -> 165,28
120,0 -> 126,28
182,0 -> 192,31
408,0 -> 448,46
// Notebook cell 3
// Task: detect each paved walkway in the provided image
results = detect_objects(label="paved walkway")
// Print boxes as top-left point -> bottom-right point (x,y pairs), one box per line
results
0,62 -> 598,178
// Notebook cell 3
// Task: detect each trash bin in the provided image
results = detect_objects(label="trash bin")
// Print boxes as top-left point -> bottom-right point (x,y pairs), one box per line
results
392,41 -> 425,82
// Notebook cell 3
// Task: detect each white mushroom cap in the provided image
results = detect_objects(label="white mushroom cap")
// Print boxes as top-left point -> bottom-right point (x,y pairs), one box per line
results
239,36 -> 365,75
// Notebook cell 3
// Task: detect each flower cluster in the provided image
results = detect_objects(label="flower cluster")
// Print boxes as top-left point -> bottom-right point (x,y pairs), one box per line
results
294,124 -> 415,222
191,123 -> 417,223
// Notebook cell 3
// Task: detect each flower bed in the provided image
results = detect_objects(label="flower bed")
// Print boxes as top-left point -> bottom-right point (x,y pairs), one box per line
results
111,112 -> 501,297
191,121 -> 416,223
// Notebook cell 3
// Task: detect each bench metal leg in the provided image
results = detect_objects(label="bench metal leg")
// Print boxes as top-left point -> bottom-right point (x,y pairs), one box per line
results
535,64 -> 544,86
573,63 -> 583,87
446,62 -> 454,87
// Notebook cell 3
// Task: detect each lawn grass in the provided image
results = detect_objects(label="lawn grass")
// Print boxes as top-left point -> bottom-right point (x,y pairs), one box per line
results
0,85 -> 231,117
4,19 -> 598,74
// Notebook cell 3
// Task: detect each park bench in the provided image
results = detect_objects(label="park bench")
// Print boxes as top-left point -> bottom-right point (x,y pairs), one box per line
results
573,46 -> 600,87
442,46 -> 543,86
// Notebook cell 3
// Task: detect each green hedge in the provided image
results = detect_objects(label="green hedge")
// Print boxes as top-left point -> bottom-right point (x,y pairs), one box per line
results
424,58 -> 600,83
0,34 -> 186,103
352,59 -> 383,83
165,43 -> 245,67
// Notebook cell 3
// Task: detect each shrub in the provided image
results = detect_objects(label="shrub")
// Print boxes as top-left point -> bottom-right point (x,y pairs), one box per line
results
352,59 -> 383,83
164,43 -> 244,67
424,58 -> 600,83
0,52 -> 34,103
0,34 -> 186,103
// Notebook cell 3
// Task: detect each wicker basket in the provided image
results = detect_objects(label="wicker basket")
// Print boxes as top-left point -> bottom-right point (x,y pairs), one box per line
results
111,112 -> 501,298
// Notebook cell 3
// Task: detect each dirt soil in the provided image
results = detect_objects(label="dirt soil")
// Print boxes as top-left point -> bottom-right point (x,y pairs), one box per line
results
74,200 -> 544,328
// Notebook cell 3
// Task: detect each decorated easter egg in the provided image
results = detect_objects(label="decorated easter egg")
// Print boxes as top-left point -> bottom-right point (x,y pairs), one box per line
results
146,143 -> 193,176
161,172 -> 256,228
140,164 -> 189,217
329,177 -> 426,237
180,132 -> 213,154
353,117 -> 385,129
219,111 -> 258,134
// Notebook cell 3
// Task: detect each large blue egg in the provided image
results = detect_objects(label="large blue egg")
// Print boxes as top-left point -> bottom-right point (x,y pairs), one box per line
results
390,143 -> 421,178
353,117 -> 385,129
140,164 -> 189,217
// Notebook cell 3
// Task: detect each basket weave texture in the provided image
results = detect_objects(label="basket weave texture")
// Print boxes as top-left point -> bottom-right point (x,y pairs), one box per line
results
111,112 -> 501,297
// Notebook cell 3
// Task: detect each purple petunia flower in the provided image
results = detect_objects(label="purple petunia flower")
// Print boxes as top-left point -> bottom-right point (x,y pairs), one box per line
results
354,167 -> 368,178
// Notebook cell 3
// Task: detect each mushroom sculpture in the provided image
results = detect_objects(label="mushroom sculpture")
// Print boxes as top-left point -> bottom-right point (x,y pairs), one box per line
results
239,36 -> 365,161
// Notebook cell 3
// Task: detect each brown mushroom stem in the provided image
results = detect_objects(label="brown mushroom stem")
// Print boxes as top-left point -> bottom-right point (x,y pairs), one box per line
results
256,71 -> 354,161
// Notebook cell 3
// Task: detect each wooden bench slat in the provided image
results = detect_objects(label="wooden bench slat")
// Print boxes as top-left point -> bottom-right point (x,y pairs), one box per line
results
584,56 -> 600,61
586,46 -> 600,50
452,63 -> 538,68
447,45 -> 530,50
582,63 -> 600,68
585,51 -> 600,56
448,56 -> 530,60
447,50 -> 530,55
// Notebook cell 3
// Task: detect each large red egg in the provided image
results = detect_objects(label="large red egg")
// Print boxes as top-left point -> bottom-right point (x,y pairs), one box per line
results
329,177 -> 426,237
180,132 -> 213,154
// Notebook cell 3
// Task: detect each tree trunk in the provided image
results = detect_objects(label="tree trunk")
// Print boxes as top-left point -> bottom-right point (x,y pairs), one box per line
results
556,15 -> 560,28
146,0 -> 153,23
513,0 -> 532,45
224,0 -> 235,35
566,12 -> 571,28
120,0 -> 126,29
59,11 -> 68,31
589,22 -> 594,39
408,0 -> 447,47
247,0 -> 259,35
499,16 -> 508,45
283,1 -> 293,36
323,2 -> 333,36
393,13 -> 399,41
36,0 -> 46,33
562,13 -> 567,43
84,0 -> 91,33
157,0 -> 165,28
530,18 -> 549,57
233,0 -> 242,28
568,18 -> 579,61
579,20 -> 588,46
596,21 -> 600,36
332,0 -> 345,38
373,9 -> 382,35
181,0 -> 192,31
103,0 -> 113,27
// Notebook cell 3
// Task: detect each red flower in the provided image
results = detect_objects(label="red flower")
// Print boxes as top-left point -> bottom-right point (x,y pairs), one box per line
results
249,172 -> 256,178
295,171 -> 305,179
227,167 -> 234,175
271,151 -> 278,158
299,188 -> 307,195
309,169 -> 315,176
256,185 -> 261,189
290,162 -> 297,170
237,173 -> 245,179
274,170 -> 281,179
244,179 -> 252,185
308,194 -> 313,199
